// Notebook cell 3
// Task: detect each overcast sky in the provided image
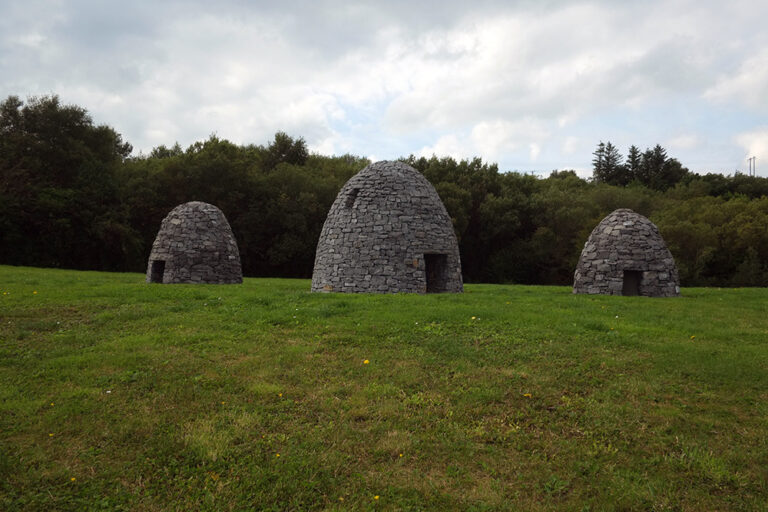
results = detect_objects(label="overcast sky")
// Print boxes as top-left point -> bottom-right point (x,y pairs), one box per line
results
2,0 -> 767,176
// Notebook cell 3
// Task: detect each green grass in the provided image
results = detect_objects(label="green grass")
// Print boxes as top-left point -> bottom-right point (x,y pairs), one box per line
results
1,265 -> 767,511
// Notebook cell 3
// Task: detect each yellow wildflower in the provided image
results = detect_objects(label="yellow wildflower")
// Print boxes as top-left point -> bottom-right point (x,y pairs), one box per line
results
374,495 -> 379,500
523,393 -> 532,398
363,359 -> 369,365
33,291 -> 38,295
48,433 -> 54,437
70,477 -> 76,482
275,453 -> 280,458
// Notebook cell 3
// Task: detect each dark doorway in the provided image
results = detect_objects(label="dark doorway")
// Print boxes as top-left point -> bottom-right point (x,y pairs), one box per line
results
150,260 -> 166,283
424,254 -> 448,293
622,270 -> 642,296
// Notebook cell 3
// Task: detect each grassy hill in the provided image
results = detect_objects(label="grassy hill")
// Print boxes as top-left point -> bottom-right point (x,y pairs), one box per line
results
1,265 -> 766,510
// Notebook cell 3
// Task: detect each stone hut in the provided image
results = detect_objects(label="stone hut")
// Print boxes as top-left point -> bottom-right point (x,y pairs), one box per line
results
573,208 -> 679,297
311,160 -> 463,293
146,201 -> 242,284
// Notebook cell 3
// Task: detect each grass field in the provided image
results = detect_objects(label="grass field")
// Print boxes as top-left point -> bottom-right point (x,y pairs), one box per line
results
1,265 -> 767,511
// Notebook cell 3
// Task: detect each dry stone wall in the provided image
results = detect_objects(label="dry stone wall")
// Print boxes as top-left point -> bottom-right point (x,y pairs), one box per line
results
311,160 -> 463,293
573,208 -> 680,297
146,201 -> 242,284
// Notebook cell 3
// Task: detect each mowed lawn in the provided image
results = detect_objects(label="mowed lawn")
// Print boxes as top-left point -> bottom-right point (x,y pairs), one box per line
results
1,265 -> 766,511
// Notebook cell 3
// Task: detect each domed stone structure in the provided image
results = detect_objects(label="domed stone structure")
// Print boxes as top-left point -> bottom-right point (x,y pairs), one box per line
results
146,201 -> 242,284
573,209 -> 679,297
311,160 -> 463,293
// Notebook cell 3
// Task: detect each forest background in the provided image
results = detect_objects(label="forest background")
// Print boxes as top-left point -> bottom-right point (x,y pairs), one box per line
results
2,95 -> 767,287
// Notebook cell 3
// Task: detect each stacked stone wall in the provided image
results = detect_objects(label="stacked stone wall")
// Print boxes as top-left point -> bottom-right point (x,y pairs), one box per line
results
573,209 -> 680,297
146,201 -> 242,284
311,161 -> 462,293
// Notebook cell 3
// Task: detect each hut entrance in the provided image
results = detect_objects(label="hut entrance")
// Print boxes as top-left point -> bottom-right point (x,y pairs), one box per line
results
622,270 -> 642,296
149,260 -> 166,283
424,254 -> 448,293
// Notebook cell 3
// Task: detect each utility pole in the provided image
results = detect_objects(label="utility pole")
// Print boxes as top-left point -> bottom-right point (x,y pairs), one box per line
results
748,156 -> 756,176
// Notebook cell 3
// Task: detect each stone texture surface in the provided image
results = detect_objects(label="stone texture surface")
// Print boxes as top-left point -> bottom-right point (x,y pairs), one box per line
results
311,160 -> 463,293
573,208 -> 680,297
146,201 -> 242,284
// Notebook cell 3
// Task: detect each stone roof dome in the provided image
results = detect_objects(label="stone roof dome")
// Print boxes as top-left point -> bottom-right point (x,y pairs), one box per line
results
311,160 -> 463,293
146,201 -> 242,284
573,208 -> 679,296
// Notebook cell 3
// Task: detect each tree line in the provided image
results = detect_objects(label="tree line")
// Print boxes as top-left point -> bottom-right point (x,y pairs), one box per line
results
2,95 -> 767,286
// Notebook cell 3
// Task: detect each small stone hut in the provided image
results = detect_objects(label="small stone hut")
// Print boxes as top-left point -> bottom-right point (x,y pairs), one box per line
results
573,208 -> 679,297
311,160 -> 463,293
146,201 -> 242,284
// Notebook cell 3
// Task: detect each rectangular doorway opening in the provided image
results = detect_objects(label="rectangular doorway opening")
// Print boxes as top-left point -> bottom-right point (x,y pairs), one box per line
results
622,270 -> 642,296
424,254 -> 448,293
150,260 -> 166,283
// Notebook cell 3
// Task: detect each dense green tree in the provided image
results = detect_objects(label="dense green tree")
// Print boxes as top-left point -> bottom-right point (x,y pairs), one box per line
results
0,95 -> 137,269
262,131 -> 309,171
592,141 -> 605,179
592,141 -> 630,185
626,145 -> 641,181
2,93 -> 766,287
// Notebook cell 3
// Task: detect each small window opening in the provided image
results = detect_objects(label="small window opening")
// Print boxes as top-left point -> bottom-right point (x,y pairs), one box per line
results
150,260 -> 166,283
622,270 -> 642,296
424,254 -> 449,293
345,188 -> 360,208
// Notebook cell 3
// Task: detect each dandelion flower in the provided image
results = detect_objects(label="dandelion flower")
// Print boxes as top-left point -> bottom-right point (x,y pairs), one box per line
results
278,393 -> 282,397
339,497 -> 344,502
374,495 -> 379,500
33,291 -> 38,295
471,316 -> 476,320
275,453 -> 280,458
70,477 -> 76,482
50,403 -> 54,406
523,393 -> 532,398
49,433 -> 54,437
363,359 -> 370,365
690,335 -> 695,340
399,453 -> 403,457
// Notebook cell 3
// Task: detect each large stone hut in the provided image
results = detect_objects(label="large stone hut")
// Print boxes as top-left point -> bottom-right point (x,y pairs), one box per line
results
146,201 -> 242,284
311,160 -> 463,293
573,208 -> 680,297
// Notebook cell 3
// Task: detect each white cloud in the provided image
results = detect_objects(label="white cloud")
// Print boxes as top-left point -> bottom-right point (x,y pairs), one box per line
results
704,49 -> 768,111
735,128 -> 768,174
417,134 -> 469,161
667,134 -> 700,151
2,1 -> 768,172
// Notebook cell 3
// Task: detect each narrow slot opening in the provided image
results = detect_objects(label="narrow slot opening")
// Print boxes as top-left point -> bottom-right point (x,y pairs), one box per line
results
345,188 -> 360,208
